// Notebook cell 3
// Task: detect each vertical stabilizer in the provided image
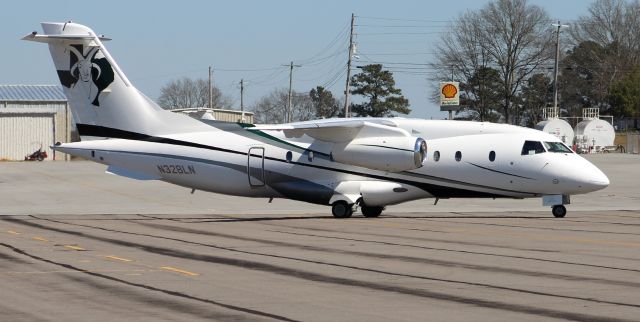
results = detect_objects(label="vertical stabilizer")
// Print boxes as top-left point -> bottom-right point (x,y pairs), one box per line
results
24,22 -> 206,140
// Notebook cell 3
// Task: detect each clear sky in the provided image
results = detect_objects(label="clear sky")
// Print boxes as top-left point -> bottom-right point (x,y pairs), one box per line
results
1,0 -> 591,119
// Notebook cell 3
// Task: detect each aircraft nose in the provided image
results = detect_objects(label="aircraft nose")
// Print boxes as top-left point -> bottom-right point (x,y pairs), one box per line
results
586,167 -> 609,191
566,157 -> 610,193
544,155 -> 609,194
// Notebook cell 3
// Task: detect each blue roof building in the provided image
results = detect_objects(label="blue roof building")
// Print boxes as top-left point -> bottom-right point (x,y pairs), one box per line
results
0,85 -> 67,103
0,85 -> 71,161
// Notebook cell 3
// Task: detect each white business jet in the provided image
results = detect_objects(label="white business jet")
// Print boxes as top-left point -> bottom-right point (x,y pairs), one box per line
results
24,22 -> 609,218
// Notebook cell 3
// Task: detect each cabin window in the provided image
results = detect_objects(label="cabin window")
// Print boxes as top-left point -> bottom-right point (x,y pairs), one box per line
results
521,141 -> 545,155
489,151 -> 496,162
455,151 -> 462,162
433,151 -> 440,162
286,151 -> 293,162
308,151 -> 314,162
543,141 -> 573,153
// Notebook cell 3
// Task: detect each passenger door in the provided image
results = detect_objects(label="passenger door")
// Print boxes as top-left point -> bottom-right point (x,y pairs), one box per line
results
247,147 -> 265,187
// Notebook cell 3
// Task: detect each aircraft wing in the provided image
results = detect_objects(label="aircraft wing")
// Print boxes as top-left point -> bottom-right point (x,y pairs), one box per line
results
249,119 -> 410,143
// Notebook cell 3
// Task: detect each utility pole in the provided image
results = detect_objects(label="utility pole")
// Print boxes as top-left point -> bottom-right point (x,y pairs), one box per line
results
451,65 -> 455,82
449,65 -> 454,120
208,66 -> 213,109
239,78 -> 245,122
343,13 -> 355,118
552,21 -> 569,113
284,61 -> 301,123
240,79 -> 244,112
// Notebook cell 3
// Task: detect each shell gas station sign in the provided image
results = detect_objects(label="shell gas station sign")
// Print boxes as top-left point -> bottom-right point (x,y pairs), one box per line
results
440,82 -> 460,107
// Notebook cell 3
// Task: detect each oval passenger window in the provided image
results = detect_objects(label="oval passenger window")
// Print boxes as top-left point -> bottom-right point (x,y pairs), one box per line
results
433,151 -> 440,162
489,151 -> 496,162
455,151 -> 462,162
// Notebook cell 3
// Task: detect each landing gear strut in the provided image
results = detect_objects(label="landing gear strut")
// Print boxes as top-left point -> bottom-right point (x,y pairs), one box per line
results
331,201 -> 353,219
552,205 -> 567,218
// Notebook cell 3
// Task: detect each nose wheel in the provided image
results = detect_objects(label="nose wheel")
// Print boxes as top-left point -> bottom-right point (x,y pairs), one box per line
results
552,205 -> 567,218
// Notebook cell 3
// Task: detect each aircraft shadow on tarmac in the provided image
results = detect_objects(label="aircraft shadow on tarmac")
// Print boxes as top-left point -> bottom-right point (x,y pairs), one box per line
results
19,213 -> 551,223
173,214 -> 550,223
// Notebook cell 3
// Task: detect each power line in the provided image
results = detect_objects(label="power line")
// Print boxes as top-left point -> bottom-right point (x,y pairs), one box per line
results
296,21 -> 350,64
299,48 -> 347,67
358,52 -> 436,56
213,66 -> 283,72
357,32 -> 445,35
323,68 -> 348,90
357,16 -> 452,23
356,24 -> 450,28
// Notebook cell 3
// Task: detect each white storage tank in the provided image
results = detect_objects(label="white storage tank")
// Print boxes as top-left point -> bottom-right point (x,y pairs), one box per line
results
575,118 -> 615,152
535,118 -> 575,145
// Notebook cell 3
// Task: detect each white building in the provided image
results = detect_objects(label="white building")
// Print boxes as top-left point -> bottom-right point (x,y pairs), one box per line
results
0,85 -> 72,161
171,107 -> 254,124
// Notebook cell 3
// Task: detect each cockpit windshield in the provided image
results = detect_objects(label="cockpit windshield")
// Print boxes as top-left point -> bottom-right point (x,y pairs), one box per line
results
543,141 -> 573,153
521,140 -> 545,155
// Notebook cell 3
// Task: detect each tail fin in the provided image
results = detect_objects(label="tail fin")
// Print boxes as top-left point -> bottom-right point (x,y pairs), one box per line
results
23,22 -> 206,140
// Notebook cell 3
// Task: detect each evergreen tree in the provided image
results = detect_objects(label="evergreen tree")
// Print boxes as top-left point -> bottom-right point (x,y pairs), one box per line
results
349,64 -> 410,117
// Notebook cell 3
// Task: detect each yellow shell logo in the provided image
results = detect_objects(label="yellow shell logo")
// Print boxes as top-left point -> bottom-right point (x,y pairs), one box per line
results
442,83 -> 458,99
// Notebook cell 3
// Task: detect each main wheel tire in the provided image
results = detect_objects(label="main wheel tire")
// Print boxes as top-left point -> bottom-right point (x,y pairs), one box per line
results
36,154 -> 44,161
332,201 -> 353,219
552,205 -> 567,218
361,205 -> 383,218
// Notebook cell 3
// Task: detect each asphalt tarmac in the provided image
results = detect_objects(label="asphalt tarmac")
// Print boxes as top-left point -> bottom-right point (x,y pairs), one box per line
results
1,154 -> 639,321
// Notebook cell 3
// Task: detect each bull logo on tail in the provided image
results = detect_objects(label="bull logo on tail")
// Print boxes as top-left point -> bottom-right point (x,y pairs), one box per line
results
57,44 -> 114,107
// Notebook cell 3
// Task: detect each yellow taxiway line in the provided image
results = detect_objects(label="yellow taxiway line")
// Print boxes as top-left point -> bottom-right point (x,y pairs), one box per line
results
160,266 -> 199,276
64,245 -> 85,251
104,255 -> 133,262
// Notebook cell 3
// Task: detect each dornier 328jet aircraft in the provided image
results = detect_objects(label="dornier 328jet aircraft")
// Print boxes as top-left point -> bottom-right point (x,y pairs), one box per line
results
24,22 -> 610,218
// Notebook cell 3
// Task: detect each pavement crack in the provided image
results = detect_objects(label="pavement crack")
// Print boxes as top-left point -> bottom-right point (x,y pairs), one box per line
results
130,220 -> 640,289
2,216 -> 637,322
0,241 -> 298,322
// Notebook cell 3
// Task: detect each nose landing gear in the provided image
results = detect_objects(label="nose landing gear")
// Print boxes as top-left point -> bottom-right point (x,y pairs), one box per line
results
543,195 -> 570,218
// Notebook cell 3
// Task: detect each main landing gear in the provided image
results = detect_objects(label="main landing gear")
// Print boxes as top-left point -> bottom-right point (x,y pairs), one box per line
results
552,205 -> 567,218
331,200 -> 385,218
361,205 -> 384,218
331,201 -> 353,219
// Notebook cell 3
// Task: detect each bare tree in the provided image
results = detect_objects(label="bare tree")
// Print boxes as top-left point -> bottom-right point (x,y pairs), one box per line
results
572,0 -> 640,65
432,12 -> 495,120
432,0 -> 554,124
564,0 -> 640,113
252,88 -> 315,124
157,77 -> 231,109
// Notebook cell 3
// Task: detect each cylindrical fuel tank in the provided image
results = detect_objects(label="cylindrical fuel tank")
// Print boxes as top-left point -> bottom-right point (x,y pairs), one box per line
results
575,118 -> 615,151
535,118 -> 575,145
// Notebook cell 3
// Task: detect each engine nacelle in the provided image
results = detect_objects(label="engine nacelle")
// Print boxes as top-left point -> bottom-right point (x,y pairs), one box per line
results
331,137 -> 427,172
